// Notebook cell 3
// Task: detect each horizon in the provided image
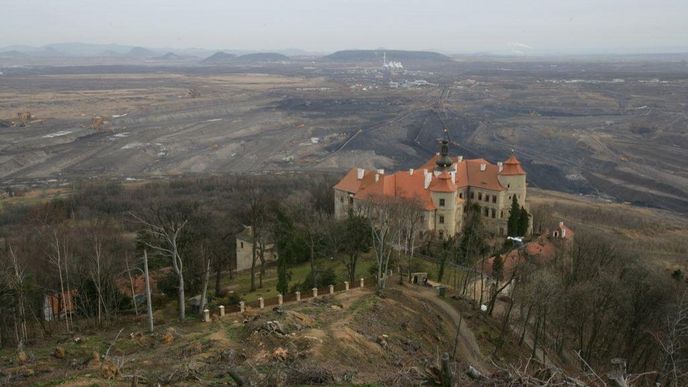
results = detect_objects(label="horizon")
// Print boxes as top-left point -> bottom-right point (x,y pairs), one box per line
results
3,0 -> 688,56
3,41 -> 688,58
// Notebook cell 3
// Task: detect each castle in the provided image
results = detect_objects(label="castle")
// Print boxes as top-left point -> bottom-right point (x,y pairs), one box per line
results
333,134 -> 528,238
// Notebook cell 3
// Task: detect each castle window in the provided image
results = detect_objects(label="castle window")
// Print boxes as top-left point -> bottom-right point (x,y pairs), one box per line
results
240,242 -> 244,249
470,192 -> 475,199
348,197 -> 354,205
501,210 -> 504,218
492,195 -> 496,203
478,192 -> 483,201
439,215 -> 445,224
484,207 -> 489,217
439,198 -> 445,207
459,192 -> 463,199
491,208 -> 496,218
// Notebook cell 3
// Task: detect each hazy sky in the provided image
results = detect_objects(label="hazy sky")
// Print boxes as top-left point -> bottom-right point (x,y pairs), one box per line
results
3,0 -> 687,54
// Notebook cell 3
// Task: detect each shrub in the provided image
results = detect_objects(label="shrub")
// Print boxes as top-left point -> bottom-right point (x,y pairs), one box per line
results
226,292 -> 241,306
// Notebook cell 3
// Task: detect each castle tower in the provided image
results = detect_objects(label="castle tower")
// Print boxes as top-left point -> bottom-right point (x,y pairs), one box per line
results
429,130 -> 462,237
497,152 -> 527,205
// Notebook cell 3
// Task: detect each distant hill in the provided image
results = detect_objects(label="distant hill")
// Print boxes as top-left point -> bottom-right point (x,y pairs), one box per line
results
127,47 -> 156,58
202,52 -> 289,64
0,50 -> 28,58
325,49 -> 452,63
201,51 -> 237,64
153,52 -> 189,61
234,52 -> 289,62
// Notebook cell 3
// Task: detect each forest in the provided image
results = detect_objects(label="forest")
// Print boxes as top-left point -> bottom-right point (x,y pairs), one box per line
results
0,174 -> 687,386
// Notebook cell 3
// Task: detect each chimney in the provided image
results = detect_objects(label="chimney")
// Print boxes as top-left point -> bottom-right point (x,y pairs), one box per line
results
450,171 -> 456,183
409,168 -> 414,175
480,163 -> 487,171
356,168 -> 364,180
498,162 -> 503,172
375,173 -> 380,182
424,172 -> 432,189
377,168 -> 385,175
457,155 -> 463,163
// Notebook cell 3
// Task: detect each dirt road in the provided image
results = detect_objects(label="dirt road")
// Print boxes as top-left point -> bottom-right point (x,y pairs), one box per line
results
400,284 -> 490,373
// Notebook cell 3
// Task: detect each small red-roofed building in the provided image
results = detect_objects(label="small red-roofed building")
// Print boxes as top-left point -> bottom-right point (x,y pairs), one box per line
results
333,131 -> 528,238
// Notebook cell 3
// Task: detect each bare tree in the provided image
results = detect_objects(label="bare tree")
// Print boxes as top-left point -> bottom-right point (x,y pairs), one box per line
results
653,291 -> 688,386
44,228 -> 71,332
397,199 -> 423,282
198,244 -> 211,318
3,244 -> 28,344
361,196 -> 406,291
242,186 -> 269,292
131,208 -> 189,321
143,250 -> 154,333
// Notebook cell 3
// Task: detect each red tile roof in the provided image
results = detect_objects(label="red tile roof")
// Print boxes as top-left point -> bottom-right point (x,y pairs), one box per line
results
333,168 -> 376,193
477,236 -> 557,279
428,171 -> 457,192
354,170 -> 437,210
457,158 -> 504,191
419,156 -> 506,191
501,154 -> 526,176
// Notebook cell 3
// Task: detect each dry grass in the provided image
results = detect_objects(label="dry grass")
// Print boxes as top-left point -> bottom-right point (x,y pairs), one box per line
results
530,188 -> 688,269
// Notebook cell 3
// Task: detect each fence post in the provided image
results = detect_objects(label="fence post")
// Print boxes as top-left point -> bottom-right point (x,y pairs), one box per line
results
296,291 -> 301,302
360,278 -> 365,288
219,305 -> 225,317
203,309 -> 210,322
239,301 -> 245,313
278,294 -> 283,306
259,297 -> 264,309
344,281 -> 349,291
329,284 -> 334,295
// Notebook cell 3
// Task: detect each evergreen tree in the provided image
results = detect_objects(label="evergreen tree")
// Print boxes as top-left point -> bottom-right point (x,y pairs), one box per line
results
342,209 -> 371,283
459,203 -> 488,265
507,196 -> 521,237
274,208 -> 301,295
518,206 -> 530,236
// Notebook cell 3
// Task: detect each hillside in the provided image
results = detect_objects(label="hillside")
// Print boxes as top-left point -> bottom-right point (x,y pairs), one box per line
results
235,52 -> 289,62
201,51 -> 237,64
0,283 -> 507,385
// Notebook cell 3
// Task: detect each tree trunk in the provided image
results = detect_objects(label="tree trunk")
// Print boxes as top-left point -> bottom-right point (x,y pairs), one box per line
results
177,270 -> 185,321
125,254 -> 139,316
214,262 -> 222,295
199,258 -> 211,318
310,236 -> 316,288
143,250 -> 154,333
250,238 -> 257,292
520,304 -> 533,346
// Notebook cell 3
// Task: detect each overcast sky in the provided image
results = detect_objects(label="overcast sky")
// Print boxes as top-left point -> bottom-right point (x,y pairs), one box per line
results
2,0 -> 687,54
